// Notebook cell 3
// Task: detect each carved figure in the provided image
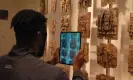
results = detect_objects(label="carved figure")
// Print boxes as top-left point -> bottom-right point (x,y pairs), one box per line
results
97,43 -> 117,68
78,12 -> 91,38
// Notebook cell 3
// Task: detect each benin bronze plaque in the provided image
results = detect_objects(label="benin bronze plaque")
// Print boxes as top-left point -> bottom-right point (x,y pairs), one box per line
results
128,13 -> 133,39
96,74 -> 115,80
51,20 -> 56,35
40,0 -> 48,14
128,45 -> 133,75
97,8 -> 118,40
79,0 -> 91,8
101,0 -> 116,7
60,0 -> 71,13
78,12 -> 91,38
51,0 -> 57,13
60,15 -> 71,32
97,43 -> 117,68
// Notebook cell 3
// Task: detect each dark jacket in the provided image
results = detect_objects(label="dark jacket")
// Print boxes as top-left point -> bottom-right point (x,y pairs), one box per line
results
0,46 -> 84,80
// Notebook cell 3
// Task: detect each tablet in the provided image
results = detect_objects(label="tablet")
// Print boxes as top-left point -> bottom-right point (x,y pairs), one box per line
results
60,32 -> 81,65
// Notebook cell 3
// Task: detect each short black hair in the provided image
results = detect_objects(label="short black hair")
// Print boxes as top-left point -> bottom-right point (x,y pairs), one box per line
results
11,9 -> 47,44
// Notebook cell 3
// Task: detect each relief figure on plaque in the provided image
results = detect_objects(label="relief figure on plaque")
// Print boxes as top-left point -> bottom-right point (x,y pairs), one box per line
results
61,16 -> 70,32
61,0 -> 71,13
51,20 -> 56,35
70,37 -> 76,49
51,0 -> 57,12
78,13 -> 91,38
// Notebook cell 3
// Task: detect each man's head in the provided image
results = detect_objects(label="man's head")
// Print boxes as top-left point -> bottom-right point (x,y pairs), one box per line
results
11,9 -> 47,57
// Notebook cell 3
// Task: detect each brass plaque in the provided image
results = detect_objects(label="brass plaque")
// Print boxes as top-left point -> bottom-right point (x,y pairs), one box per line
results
128,45 -> 133,75
78,12 -> 91,38
83,43 -> 89,62
97,8 -> 118,40
101,0 -> 116,7
51,20 -> 56,35
40,0 -> 48,14
97,43 -> 117,68
60,0 -> 71,13
79,0 -> 91,8
49,40 -> 57,56
60,15 -> 71,32
51,0 -> 57,13
96,74 -> 115,80
128,13 -> 133,39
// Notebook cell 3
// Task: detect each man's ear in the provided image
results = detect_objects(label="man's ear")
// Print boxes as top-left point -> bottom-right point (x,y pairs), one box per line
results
36,31 -> 42,42
37,31 -> 41,36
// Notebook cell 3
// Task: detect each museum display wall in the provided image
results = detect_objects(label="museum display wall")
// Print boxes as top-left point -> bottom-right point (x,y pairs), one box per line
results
39,0 -> 133,80
91,0 -> 133,80
0,0 -> 133,80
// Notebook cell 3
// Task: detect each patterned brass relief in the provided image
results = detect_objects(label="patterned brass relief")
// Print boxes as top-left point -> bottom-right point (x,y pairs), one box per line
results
128,45 -> 133,75
97,43 -> 117,68
51,0 -> 57,13
49,40 -> 57,56
83,43 -> 89,62
96,74 -> 115,80
101,0 -> 115,7
97,8 -> 118,40
128,13 -> 133,39
60,0 -> 71,13
60,15 -> 70,32
40,0 -> 48,14
51,20 -> 56,35
79,0 -> 91,8
78,12 -> 91,38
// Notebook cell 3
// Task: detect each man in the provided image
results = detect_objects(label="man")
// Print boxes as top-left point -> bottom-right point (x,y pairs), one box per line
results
0,10 -> 86,80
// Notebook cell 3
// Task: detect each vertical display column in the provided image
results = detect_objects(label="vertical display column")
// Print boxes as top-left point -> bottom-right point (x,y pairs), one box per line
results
69,0 -> 79,79
70,0 -> 79,31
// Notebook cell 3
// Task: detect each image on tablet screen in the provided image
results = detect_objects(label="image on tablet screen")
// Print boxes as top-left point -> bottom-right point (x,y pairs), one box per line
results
60,32 -> 81,65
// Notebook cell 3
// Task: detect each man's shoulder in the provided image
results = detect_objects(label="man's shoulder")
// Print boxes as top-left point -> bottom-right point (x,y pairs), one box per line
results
0,55 -> 11,62
33,57 -> 62,74
24,56 -> 66,79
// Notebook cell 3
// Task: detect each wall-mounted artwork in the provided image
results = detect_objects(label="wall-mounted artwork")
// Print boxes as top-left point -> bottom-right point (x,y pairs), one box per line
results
51,20 -> 56,35
101,0 -> 116,7
128,13 -> 133,39
96,74 -> 115,80
83,43 -> 89,62
49,40 -> 57,56
97,8 -> 118,40
60,0 -> 71,13
0,9 -> 8,20
79,0 -> 91,8
60,15 -> 71,32
51,0 -> 57,13
40,0 -> 48,14
78,12 -> 91,38
128,45 -> 133,75
97,43 -> 117,68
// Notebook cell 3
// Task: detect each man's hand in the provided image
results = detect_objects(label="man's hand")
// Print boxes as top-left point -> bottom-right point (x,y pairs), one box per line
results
50,48 -> 59,65
73,49 -> 86,71
50,48 -> 86,70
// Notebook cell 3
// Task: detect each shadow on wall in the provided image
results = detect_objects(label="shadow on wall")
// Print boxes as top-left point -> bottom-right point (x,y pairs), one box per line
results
121,24 -> 130,48
91,27 -> 98,46
118,0 -> 128,15
93,0 -> 101,18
